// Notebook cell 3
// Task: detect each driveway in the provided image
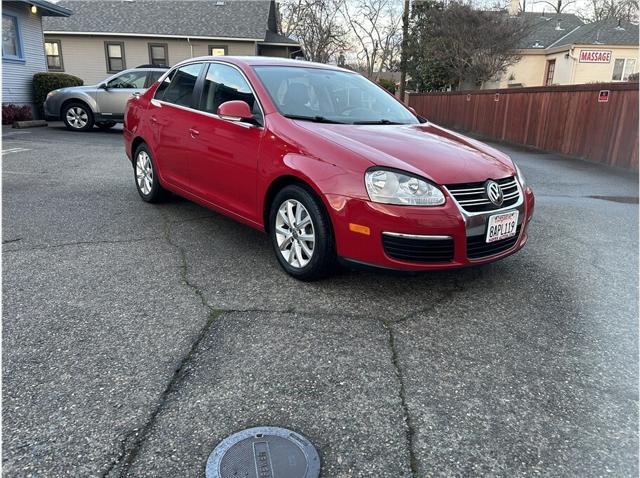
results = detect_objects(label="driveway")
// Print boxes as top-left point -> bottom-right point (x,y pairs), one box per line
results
2,123 -> 638,477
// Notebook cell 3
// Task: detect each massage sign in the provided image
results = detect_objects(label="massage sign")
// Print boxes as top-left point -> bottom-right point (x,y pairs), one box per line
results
579,50 -> 612,63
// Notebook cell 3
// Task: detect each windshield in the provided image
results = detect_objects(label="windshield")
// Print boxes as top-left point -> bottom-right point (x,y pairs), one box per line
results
253,66 -> 419,125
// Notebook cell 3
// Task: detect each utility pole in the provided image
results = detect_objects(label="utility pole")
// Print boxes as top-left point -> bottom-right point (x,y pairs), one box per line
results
399,0 -> 410,102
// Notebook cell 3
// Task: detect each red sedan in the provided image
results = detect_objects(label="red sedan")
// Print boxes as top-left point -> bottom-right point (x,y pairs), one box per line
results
124,57 -> 534,280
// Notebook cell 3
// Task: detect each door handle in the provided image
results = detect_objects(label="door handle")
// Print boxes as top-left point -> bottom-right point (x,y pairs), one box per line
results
189,128 -> 200,138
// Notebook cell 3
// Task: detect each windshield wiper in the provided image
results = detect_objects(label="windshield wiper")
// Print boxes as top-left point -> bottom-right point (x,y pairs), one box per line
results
283,114 -> 345,124
352,119 -> 404,125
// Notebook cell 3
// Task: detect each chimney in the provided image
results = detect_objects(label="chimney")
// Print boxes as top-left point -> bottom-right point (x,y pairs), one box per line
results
509,0 -> 519,15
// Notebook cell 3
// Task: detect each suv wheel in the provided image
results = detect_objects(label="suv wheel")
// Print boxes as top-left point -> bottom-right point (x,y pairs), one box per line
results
62,102 -> 94,132
269,185 -> 336,281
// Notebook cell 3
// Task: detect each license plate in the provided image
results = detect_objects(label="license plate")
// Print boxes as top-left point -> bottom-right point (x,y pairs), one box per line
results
485,211 -> 519,243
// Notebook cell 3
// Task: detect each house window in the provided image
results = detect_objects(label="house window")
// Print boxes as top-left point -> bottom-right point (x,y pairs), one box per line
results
148,43 -> 168,66
105,41 -> 126,73
612,58 -> 637,81
544,59 -> 556,86
45,40 -> 64,70
209,45 -> 228,56
2,14 -> 24,60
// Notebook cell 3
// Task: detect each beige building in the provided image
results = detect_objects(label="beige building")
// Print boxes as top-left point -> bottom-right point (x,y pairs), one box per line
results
485,13 -> 639,89
42,0 -> 300,85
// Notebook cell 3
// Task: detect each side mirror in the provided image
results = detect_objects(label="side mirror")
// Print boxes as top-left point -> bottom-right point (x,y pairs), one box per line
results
217,100 -> 253,122
99,83 -> 109,90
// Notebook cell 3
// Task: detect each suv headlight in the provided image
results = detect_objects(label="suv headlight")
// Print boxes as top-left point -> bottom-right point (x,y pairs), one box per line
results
46,90 -> 58,99
365,168 -> 445,206
514,163 -> 527,188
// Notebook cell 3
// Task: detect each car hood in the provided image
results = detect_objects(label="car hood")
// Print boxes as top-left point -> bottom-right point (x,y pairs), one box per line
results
54,85 -> 98,94
295,121 -> 515,185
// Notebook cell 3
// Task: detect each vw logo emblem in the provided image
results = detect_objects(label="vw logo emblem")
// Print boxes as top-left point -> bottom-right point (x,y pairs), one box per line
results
485,180 -> 504,206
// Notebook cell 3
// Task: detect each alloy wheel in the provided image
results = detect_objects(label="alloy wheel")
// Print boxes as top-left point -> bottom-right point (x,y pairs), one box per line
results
66,106 -> 89,129
275,199 -> 316,268
135,150 -> 153,195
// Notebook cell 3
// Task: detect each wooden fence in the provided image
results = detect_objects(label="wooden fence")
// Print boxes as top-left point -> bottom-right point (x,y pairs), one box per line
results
407,83 -> 639,170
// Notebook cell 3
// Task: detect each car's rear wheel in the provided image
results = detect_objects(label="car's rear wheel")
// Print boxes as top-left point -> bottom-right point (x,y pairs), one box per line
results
269,185 -> 336,281
134,143 -> 167,203
62,102 -> 94,132
96,121 -> 116,130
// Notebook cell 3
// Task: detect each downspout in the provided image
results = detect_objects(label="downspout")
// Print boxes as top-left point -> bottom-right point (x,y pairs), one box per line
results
187,37 -> 193,58
567,46 -> 578,83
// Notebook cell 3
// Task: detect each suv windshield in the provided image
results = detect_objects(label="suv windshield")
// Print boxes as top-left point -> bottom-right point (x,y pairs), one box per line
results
253,66 -> 419,125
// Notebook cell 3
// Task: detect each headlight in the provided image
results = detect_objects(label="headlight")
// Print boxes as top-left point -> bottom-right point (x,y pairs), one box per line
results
365,168 -> 445,206
46,90 -> 58,99
514,163 -> 526,188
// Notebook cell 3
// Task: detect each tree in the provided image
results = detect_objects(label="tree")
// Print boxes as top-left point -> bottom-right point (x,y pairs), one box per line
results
580,0 -> 639,21
407,1 -> 532,91
534,0 -> 576,13
340,0 -> 402,79
279,0 -> 349,63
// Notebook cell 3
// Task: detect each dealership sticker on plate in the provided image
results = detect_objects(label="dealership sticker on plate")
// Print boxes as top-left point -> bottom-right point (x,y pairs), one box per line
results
486,210 -> 519,243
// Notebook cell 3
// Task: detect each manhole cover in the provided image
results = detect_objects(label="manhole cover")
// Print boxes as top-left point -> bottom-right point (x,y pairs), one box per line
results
205,426 -> 320,478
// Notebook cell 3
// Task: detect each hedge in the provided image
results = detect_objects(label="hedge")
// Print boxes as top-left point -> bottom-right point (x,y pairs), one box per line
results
33,72 -> 83,112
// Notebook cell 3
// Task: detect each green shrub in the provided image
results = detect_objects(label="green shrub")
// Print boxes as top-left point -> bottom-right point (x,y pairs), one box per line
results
33,72 -> 83,112
377,78 -> 397,94
2,104 -> 33,124
628,72 -> 639,82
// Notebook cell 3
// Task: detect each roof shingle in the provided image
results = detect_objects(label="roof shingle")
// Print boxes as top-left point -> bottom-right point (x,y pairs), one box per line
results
518,12 -> 584,49
43,0 -> 284,41
552,17 -> 640,47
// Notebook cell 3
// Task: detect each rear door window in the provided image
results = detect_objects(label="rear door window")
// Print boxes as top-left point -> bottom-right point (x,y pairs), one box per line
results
198,63 -> 261,119
156,63 -> 203,108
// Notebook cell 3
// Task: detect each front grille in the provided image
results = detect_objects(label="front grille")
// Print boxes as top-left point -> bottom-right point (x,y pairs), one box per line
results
446,177 -> 520,213
467,226 -> 521,259
382,234 -> 454,263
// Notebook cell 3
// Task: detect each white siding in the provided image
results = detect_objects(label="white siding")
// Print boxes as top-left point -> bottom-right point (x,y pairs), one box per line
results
43,34 -> 260,85
2,4 -> 47,106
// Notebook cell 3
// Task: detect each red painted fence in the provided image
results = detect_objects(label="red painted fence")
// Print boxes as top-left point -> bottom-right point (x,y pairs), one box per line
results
407,83 -> 639,170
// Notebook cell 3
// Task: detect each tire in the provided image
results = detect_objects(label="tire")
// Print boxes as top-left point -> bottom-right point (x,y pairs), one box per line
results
133,143 -> 168,203
269,185 -> 336,281
62,102 -> 94,132
96,121 -> 116,130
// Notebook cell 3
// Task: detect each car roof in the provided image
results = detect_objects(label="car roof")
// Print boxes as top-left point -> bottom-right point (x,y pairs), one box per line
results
175,56 -> 353,73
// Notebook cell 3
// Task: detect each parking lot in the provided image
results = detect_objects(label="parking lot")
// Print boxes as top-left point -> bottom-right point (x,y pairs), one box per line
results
2,123 -> 638,477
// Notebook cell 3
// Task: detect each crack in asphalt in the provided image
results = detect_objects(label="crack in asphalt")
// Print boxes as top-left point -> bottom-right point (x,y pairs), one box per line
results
384,322 -> 420,478
102,215 -> 224,478
2,236 -> 161,253
381,276 -> 468,477
99,214 -> 470,477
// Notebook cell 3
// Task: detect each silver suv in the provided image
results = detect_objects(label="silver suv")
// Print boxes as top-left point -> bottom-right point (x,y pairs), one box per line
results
44,65 -> 167,131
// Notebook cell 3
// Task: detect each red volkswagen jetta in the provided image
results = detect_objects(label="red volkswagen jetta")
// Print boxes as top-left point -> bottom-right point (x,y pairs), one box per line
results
124,57 -> 534,280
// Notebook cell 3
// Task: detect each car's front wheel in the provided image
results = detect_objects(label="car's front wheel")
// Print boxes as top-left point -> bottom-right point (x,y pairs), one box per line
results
134,143 -> 167,203
269,185 -> 336,281
62,102 -> 94,131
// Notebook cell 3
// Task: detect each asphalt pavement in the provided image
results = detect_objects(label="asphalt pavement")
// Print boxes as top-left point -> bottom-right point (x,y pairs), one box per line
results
2,123 -> 638,477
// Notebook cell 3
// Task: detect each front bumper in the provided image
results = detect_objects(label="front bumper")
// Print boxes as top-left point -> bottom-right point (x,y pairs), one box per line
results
326,186 -> 534,271
43,97 -> 60,121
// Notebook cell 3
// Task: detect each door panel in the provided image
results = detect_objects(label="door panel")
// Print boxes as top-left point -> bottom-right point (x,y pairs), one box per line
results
149,63 -> 204,188
97,70 -> 148,118
189,63 -> 264,221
